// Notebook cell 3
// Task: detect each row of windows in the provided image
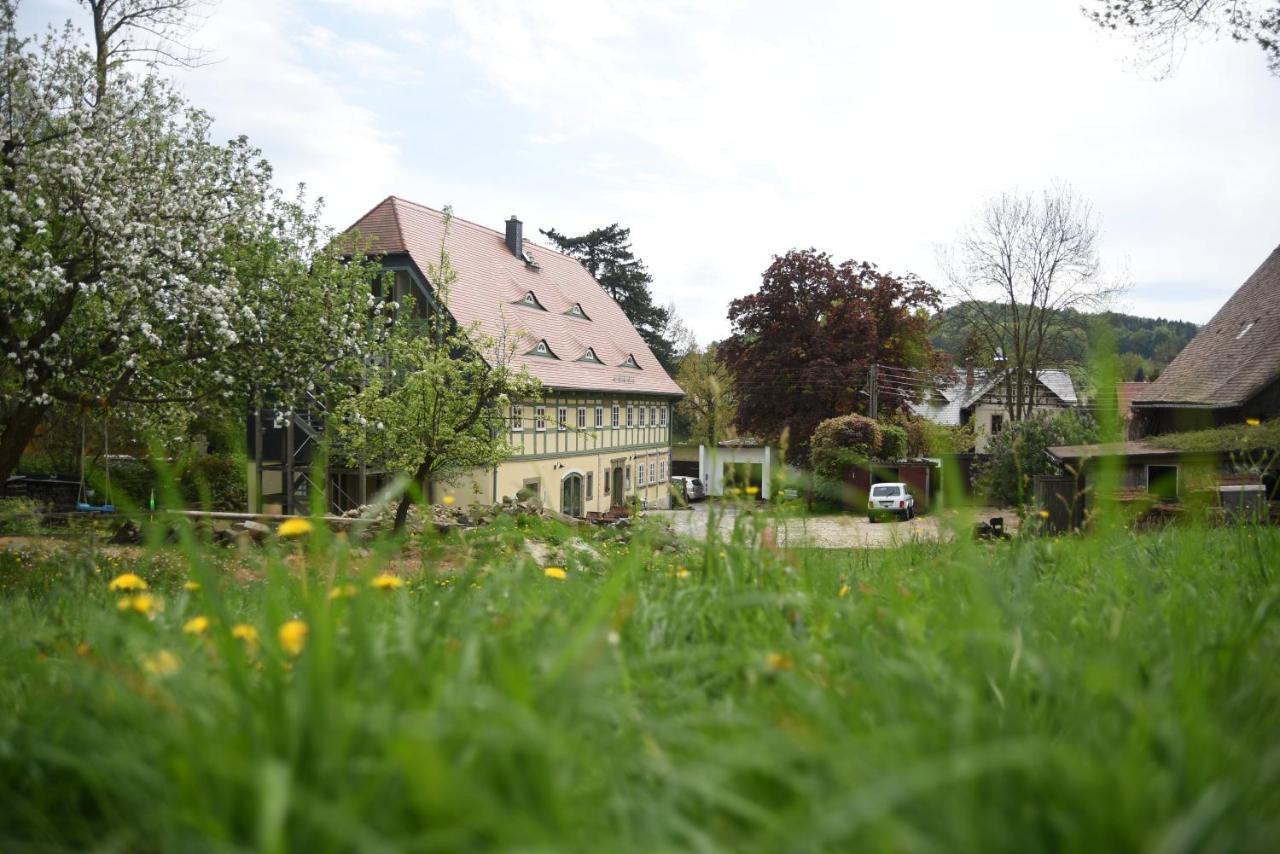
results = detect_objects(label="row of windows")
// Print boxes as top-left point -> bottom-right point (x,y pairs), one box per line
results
601,458 -> 669,494
511,403 -> 670,433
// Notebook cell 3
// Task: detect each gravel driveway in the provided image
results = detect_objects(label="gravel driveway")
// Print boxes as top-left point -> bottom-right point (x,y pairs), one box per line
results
648,501 -> 1020,549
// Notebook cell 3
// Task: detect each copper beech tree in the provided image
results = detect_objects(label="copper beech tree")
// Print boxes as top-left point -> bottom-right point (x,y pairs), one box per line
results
718,249 -> 941,465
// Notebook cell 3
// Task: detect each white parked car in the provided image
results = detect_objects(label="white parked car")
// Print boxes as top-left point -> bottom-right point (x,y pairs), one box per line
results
868,482 -> 915,522
670,476 -> 706,502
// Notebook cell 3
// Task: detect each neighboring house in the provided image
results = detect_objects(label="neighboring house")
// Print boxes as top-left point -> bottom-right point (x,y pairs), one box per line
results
252,196 -> 683,517
1132,244 -> 1280,436
911,364 -> 1078,452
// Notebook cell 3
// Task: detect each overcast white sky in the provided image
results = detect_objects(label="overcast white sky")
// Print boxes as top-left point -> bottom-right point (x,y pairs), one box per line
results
24,0 -> 1280,342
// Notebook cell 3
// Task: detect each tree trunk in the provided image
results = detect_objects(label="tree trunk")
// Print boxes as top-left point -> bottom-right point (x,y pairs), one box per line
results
0,401 -> 50,484
392,460 -> 432,533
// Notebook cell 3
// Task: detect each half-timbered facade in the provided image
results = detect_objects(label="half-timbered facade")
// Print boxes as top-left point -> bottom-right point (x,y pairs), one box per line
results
346,196 -> 683,516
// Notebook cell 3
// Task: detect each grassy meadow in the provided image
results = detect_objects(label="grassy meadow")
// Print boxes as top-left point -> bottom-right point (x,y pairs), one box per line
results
1,507 -> 1278,852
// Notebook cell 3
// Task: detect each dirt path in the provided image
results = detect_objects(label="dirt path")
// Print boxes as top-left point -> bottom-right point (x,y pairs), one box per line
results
648,503 -> 1020,548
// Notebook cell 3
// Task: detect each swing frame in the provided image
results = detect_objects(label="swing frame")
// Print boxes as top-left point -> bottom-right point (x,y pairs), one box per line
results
76,398 -> 116,513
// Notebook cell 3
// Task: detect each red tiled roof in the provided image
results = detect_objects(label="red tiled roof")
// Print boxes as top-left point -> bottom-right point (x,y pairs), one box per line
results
1134,244 -> 1280,409
347,197 -> 683,398
1116,382 -> 1148,420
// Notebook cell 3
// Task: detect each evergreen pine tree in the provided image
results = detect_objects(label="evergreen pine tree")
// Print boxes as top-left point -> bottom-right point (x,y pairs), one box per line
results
541,224 -> 677,371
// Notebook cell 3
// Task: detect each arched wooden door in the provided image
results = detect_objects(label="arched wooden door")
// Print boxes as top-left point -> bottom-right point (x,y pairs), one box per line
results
561,473 -> 583,517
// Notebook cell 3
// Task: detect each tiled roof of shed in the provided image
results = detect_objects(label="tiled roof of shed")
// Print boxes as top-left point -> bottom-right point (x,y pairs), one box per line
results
347,197 -> 683,398
1134,244 -> 1280,409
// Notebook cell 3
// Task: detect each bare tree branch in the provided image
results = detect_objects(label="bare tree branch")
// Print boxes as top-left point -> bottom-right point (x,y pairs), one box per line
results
1086,0 -> 1280,77
81,0 -> 216,101
938,184 -> 1122,421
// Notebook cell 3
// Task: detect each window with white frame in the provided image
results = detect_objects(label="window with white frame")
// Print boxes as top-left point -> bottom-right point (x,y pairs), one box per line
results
557,406 -> 567,431
534,405 -> 546,432
626,405 -> 634,428
649,462 -> 655,484
595,406 -> 604,429
511,404 -> 523,432
611,405 -> 620,429
577,407 -> 587,429
625,466 -> 631,489
649,406 -> 656,427
637,464 -> 645,487
639,406 -> 646,428
660,406 -> 668,427
659,460 -> 666,482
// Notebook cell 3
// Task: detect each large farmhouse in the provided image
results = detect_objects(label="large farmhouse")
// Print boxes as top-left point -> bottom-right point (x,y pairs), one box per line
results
252,197 -> 683,517
1132,244 -> 1280,435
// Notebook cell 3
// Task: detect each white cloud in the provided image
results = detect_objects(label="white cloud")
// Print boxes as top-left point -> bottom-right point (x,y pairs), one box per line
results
439,0 -> 1280,340
21,0 -> 1279,341
167,0 -> 404,223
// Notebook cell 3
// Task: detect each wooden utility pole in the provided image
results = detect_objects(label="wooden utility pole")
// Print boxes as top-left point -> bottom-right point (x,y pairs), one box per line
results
868,363 -> 879,419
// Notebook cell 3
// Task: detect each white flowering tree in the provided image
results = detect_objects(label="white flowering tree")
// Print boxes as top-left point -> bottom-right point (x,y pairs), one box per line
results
336,213 -> 541,532
0,1 -> 386,481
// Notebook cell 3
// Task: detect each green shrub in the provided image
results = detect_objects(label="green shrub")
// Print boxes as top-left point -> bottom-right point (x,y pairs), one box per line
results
0,498 -> 44,535
181,453 -> 247,511
878,424 -> 909,460
976,410 -> 1098,506
810,414 -> 881,480
901,417 -> 930,457
81,453 -> 247,512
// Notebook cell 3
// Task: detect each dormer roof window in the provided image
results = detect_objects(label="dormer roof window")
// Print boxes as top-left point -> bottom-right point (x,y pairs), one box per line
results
565,302 -> 590,320
516,290 -> 545,310
527,339 -> 557,359
619,354 -> 640,369
577,347 -> 602,364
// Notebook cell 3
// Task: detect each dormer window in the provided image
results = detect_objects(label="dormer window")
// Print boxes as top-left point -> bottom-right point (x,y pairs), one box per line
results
619,354 -> 640,369
577,347 -> 603,364
565,302 -> 590,320
516,291 -> 545,310
527,339 -> 557,359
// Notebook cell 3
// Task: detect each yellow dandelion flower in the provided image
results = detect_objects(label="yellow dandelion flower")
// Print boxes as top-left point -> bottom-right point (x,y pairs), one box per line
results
675,567 -> 690,579
745,485 -> 760,496
277,517 -> 314,538
1038,510 -> 1050,519
278,620 -> 308,656
765,652 -> 793,672
183,615 -> 210,635
117,593 -> 158,616
184,580 -> 201,592
370,574 -> 404,591
328,583 -> 359,600
108,573 -> 147,592
1246,417 -> 1261,427
443,494 -> 456,506
544,566 -> 567,581
838,583 -> 851,598
142,649 -> 180,677
231,624 -> 259,648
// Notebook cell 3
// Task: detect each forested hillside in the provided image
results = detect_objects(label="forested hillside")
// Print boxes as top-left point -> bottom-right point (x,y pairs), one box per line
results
931,304 -> 1198,381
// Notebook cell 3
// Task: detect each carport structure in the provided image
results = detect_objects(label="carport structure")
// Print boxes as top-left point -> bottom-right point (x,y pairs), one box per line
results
697,438 -> 776,499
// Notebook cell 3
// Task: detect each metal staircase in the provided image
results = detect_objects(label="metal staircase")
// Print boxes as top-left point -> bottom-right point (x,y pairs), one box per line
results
252,391 -> 371,516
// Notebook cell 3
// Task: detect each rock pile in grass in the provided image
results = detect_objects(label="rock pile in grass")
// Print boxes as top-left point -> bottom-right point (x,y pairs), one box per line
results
337,499 -> 569,538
